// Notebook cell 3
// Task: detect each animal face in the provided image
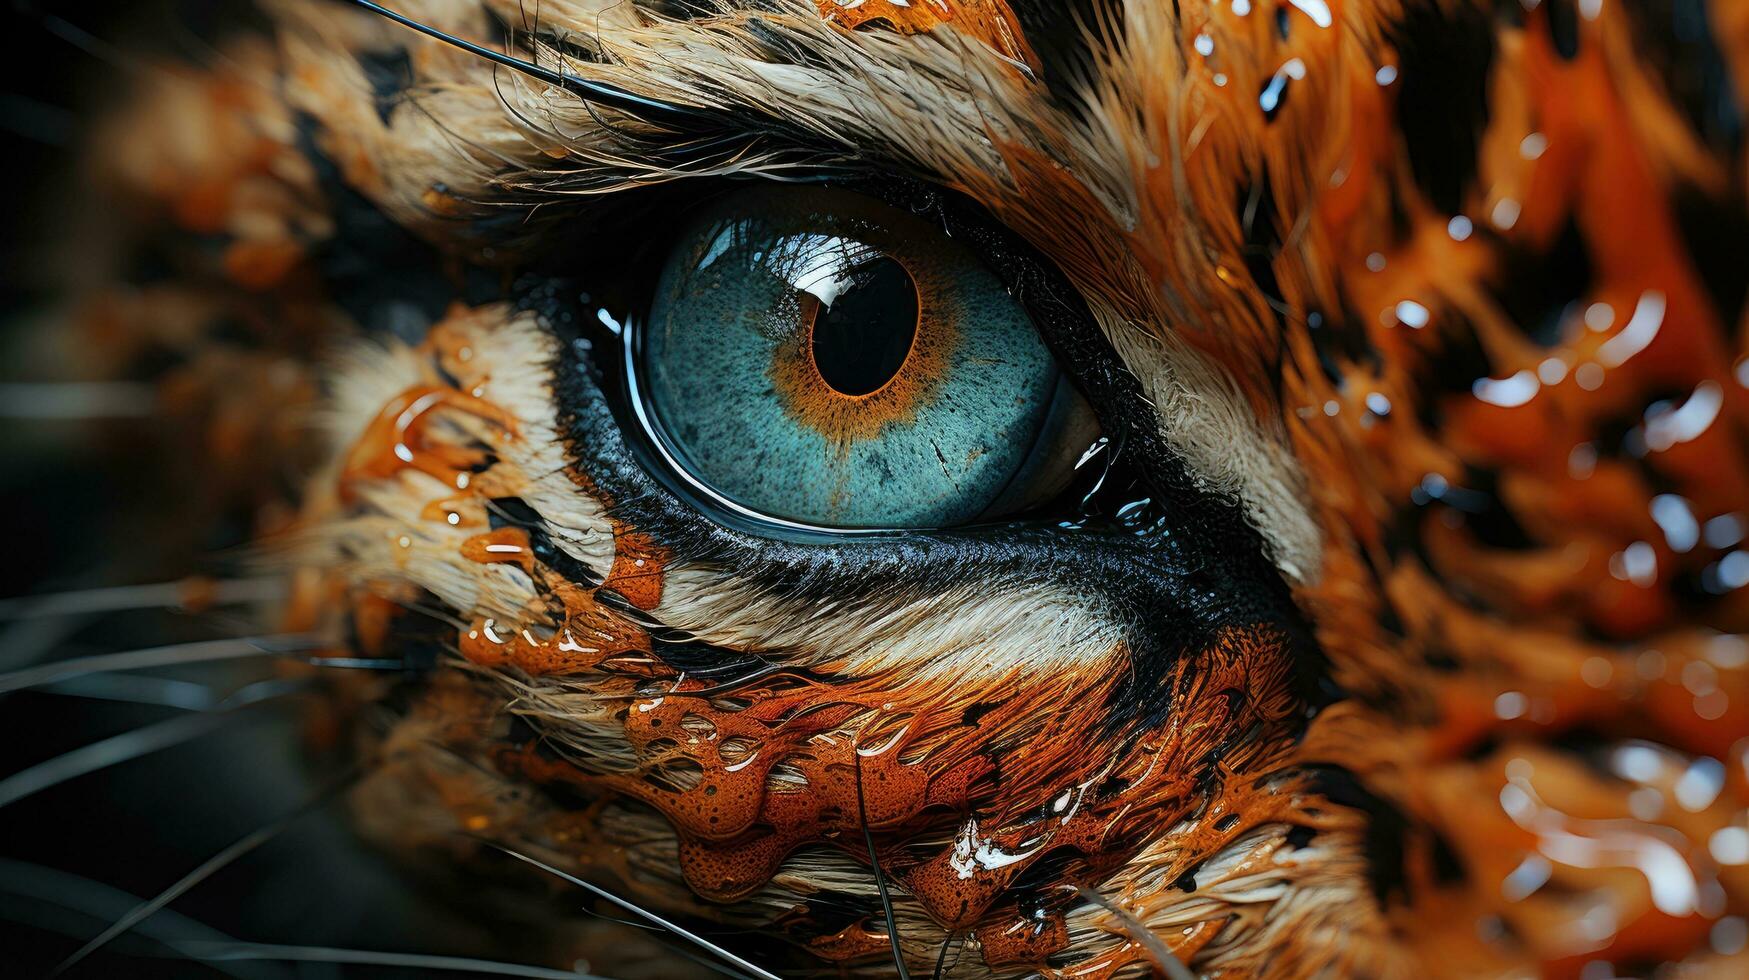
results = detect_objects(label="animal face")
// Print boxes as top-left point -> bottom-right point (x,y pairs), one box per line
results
7,1 -> 1749,976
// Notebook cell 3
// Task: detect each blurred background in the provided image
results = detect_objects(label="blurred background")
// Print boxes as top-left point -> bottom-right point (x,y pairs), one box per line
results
0,4 -> 508,976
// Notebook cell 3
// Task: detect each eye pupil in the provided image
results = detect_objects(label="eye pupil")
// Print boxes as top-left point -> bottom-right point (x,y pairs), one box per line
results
805,255 -> 918,397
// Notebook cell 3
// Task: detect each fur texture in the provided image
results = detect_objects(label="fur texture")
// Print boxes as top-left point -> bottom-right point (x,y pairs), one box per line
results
39,0 -> 1749,977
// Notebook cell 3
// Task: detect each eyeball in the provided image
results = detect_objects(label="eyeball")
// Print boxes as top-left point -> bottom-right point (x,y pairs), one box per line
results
634,185 -> 1095,531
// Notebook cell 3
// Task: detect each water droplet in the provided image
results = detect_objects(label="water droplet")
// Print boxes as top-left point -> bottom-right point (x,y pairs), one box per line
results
1607,541 -> 1658,587
1286,0 -> 1333,28
1711,915 -> 1749,954
1491,198 -> 1521,230
1627,786 -> 1663,820
1650,495 -> 1699,553
1394,300 -> 1431,328
1472,370 -> 1540,407
1673,757 -> 1724,811
1494,691 -> 1527,719
1501,854 -> 1551,901
1703,514 -> 1744,549
1568,443 -> 1597,479
1717,551 -> 1749,590
1115,498 -> 1154,529
1258,58 -> 1306,119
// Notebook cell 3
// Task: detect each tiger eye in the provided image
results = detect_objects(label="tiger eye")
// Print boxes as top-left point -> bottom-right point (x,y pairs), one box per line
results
637,185 -> 1070,531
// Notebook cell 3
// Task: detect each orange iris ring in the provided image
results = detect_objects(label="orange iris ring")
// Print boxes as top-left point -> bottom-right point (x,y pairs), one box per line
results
769,258 -> 958,447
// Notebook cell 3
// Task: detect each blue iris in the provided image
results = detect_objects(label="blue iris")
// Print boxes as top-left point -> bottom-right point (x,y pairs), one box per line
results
637,186 -> 1066,530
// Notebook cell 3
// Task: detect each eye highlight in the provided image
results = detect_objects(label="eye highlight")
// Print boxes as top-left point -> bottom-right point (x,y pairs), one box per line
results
633,185 -> 1093,531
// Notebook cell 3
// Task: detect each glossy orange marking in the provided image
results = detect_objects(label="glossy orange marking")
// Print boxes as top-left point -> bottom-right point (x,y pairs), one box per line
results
419,494 -> 484,528
341,384 -> 517,499
499,625 -> 1312,969
460,527 -> 536,575
805,920 -> 895,962
817,0 -> 1040,73
977,909 -> 1070,969
563,469 -> 671,612
457,566 -> 652,678
423,316 -> 480,375
605,526 -> 668,611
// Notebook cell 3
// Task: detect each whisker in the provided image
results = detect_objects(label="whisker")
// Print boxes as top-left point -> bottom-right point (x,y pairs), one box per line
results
54,767 -> 364,974
0,614 -> 88,671
0,381 -> 157,419
484,842 -> 783,980
854,751 -> 911,979
25,6 -> 141,73
37,673 -> 218,710
0,858 -> 280,980
0,91 -> 75,146
929,930 -> 959,979
1,860 -> 585,979
0,679 -> 304,810
645,940 -> 762,980
174,941 -> 606,979
0,577 -> 286,621
297,656 -> 412,671
0,634 -> 322,696
1075,885 -> 1197,980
